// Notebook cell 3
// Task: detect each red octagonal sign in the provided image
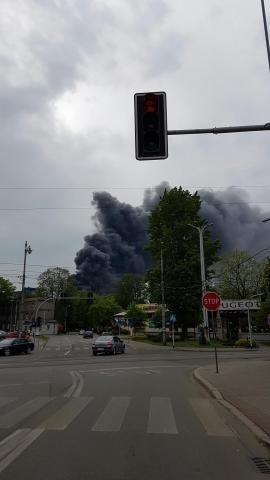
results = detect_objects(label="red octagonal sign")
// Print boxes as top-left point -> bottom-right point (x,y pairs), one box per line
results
202,291 -> 221,311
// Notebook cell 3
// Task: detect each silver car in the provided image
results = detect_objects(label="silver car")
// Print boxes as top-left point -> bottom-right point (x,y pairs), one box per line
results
92,335 -> 125,356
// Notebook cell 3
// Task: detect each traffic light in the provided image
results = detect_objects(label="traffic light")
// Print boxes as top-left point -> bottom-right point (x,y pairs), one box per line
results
134,91 -> 168,160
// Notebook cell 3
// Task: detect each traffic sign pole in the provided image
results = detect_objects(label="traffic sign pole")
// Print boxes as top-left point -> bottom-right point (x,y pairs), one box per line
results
212,311 -> 219,374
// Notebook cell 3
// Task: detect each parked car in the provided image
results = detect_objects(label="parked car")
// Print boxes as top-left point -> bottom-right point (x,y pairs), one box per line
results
0,330 -> 6,339
92,335 -> 125,356
83,330 -> 93,338
0,338 -> 34,356
79,330 -> 85,335
6,331 -> 19,338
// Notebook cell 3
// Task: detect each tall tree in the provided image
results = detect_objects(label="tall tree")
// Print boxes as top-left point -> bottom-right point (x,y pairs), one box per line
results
213,250 -> 263,299
0,277 -> 16,301
87,295 -> 121,330
147,187 -> 220,338
115,274 -> 148,308
37,267 -> 71,299
126,302 -> 146,329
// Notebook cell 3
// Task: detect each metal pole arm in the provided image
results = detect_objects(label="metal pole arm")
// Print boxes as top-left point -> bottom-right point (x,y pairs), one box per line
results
167,123 -> 270,136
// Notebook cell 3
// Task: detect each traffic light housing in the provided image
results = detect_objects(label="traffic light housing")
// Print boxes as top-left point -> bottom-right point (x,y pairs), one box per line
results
134,91 -> 168,160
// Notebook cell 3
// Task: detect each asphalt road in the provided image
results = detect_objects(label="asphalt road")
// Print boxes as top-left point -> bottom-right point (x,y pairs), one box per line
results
0,335 -> 269,479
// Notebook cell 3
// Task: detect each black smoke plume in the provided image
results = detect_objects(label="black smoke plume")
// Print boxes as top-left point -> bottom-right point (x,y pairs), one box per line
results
75,184 -> 270,292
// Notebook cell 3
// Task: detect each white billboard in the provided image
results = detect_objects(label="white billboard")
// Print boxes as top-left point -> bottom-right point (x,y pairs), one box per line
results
219,299 -> 260,311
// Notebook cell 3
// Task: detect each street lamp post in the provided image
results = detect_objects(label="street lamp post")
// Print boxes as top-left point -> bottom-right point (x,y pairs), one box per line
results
188,223 -> 213,341
19,241 -> 32,331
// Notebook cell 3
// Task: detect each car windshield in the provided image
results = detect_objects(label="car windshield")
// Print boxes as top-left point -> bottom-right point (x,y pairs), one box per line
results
96,336 -> 112,342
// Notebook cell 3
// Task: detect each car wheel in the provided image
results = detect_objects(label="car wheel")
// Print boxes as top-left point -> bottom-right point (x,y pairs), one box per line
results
4,348 -> 11,356
113,347 -> 116,355
92,351 -> 97,356
122,347 -> 125,354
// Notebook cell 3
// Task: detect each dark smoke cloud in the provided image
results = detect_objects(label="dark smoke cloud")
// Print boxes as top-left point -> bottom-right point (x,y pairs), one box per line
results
75,185 -> 166,292
75,184 -> 270,293
199,187 -> 270,253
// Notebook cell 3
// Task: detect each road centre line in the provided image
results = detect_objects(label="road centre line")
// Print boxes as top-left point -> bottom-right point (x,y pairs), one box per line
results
64,371 -> 84,398
79,365 -> 178,373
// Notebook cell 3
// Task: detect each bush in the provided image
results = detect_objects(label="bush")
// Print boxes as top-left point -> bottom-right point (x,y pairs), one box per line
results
234,338 -> 257,348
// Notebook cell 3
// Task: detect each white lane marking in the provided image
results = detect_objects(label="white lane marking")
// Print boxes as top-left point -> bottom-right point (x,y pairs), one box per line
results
189,398 -> 235,437
80,365 -> 178,373
72,372 -> 84,398
92,397 -> 131,432
64,371 -> 84,398
64,371 -> 77,398
41,397 -> 91,431
0,398 -> 17,408
0,397 -> 54,429
147,397 -> 178,434
0,429 -> 30,461
0,428 -> 44,474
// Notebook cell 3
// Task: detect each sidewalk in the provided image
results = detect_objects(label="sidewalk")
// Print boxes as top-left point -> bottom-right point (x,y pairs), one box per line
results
194,359 -> 270,446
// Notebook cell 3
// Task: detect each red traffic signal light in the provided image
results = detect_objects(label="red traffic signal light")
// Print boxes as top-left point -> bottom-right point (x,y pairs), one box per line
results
134,91 -> 168,160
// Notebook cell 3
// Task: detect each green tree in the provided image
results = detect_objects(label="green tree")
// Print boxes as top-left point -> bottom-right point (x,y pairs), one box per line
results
54,288 -> 89,331
37,267 -> 71,299
126,302 -> 146,329
87,295 -> 121,331
256,297 -> 270,331
115,274 -> 148,308
0,277 -> 16,301
147,187 -> 220,338
213,250 -> 263,299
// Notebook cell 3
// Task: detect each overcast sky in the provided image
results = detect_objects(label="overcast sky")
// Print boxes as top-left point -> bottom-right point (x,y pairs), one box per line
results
1,0 -> 270,289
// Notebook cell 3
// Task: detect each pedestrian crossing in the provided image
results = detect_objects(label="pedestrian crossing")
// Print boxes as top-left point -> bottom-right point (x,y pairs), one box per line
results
0,395 -> 235,438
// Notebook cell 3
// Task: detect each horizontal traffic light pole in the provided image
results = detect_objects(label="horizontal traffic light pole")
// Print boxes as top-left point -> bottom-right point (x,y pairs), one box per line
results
167,123 -> 270,135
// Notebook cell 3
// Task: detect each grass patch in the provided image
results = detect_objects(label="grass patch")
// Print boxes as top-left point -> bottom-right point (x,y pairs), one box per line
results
129,336 -> 232,348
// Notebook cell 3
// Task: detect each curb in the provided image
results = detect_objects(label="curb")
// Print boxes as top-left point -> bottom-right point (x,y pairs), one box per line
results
193,367 -> 270,448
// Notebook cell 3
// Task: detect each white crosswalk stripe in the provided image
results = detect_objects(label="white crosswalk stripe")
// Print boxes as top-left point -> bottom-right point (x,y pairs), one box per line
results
41,397 -> 92,430
189,398 -> 235,437
147,397 -> 178,434
0,397 -> 54,429
0,395 -> 236,438
92,397 -> 131,432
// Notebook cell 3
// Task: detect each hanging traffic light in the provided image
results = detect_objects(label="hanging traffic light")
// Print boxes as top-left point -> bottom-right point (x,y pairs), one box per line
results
134,91 -> 168,160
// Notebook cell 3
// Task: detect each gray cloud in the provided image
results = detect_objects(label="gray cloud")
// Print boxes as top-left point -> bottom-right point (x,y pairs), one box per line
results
0,0 -> 270,290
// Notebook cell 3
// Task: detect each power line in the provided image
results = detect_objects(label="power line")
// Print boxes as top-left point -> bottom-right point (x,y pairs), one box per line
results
0,262 -> 74,269
1,200 -> 270,212
0,184 -> 270,190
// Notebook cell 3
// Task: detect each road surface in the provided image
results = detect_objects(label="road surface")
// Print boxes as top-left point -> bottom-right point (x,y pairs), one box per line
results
0,334 -> 269,479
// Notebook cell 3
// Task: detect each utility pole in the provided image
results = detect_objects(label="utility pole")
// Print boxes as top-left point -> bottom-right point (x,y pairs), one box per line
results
19,241 -> 32,330
188,223 -> 213,341
160,245 -> 166,346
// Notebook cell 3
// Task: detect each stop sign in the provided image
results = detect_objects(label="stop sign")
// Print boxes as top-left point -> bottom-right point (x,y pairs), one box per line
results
202,291 -> 221,311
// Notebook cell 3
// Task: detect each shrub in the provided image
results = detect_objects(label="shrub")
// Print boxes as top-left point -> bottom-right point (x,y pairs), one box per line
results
234,338 -> 257,348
